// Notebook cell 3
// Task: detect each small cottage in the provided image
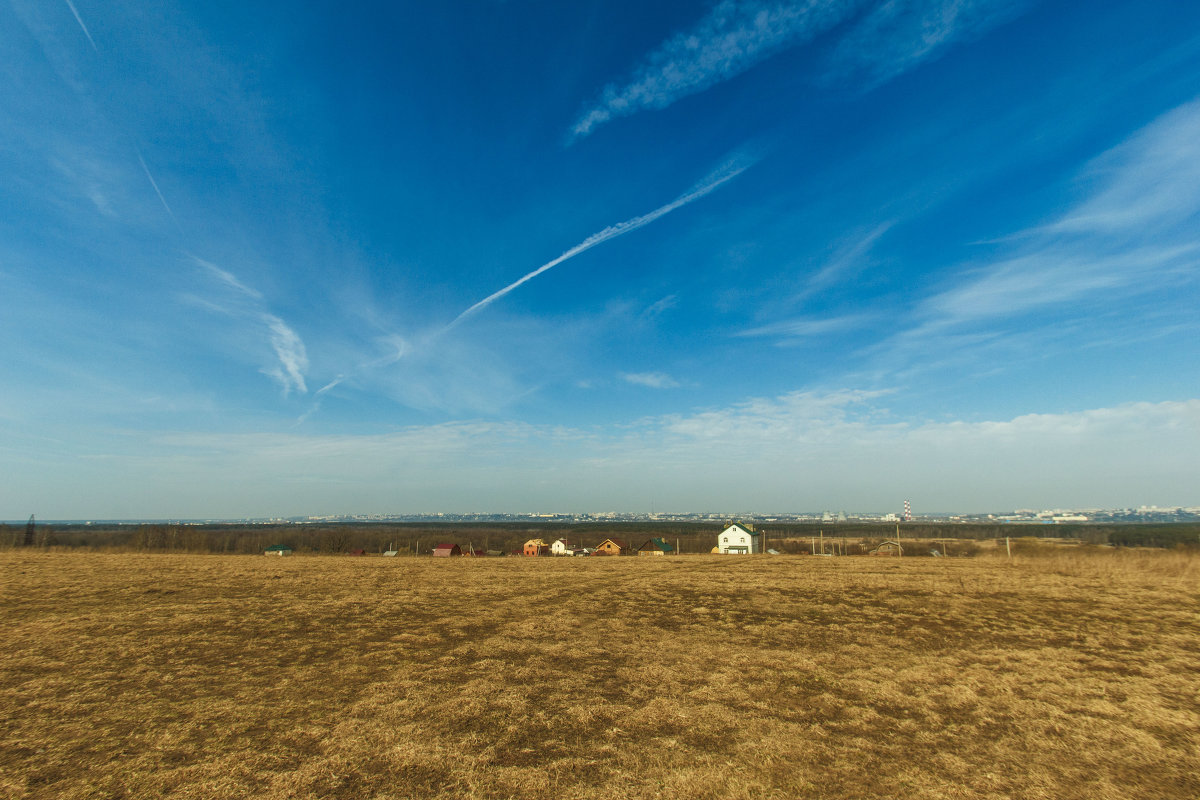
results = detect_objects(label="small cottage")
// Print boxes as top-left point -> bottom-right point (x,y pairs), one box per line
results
524,539 -> 549,557
718,523 -> 761,554
264,544 -> 293,556
432,543 -> 462,557
638,537 -> 675,556
592,538 -> 628,556
550,539 -> 574,556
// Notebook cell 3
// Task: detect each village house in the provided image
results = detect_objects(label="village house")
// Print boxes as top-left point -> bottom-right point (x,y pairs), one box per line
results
718,523 -> 761,554
524,539 -> 549,557
432,543 -> 461,557
592,538 -> 628,556
638,537 -> 675,556
550,539 -> 574,556
264,544 -> 293,556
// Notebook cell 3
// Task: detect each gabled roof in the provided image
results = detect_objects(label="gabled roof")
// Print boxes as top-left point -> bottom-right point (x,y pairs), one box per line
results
433,542 -> 458,550
597,538 -> 628,549
524,538 -> 549,547
721,523 -> 760,536
640,537 -> 675,552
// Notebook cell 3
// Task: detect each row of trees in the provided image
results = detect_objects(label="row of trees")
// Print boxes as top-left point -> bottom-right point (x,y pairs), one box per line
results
4,520 -> 1198,554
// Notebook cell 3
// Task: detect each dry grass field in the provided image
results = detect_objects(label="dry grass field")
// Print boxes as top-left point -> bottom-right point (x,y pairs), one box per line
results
2,549 -> 1198,799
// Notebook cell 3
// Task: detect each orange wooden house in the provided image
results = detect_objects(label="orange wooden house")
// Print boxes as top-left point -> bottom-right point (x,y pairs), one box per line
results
592,538 -> 628,556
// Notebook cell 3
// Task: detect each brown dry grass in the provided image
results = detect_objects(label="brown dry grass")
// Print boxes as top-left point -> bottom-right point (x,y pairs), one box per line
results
2,550 -> 1197,799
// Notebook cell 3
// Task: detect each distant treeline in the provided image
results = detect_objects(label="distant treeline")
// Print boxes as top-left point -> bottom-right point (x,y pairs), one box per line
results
3,520 -> 1199,554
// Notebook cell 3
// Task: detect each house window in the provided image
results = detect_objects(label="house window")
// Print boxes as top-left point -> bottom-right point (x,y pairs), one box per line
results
722,537 -> 728,542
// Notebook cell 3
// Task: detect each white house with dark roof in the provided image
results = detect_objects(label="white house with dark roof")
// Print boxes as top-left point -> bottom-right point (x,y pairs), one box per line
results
718,523 -> 761,554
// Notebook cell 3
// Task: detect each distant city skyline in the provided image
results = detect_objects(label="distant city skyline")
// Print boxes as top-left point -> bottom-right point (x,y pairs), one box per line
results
9,504 -> 1199,527
3,1 -> 1198,520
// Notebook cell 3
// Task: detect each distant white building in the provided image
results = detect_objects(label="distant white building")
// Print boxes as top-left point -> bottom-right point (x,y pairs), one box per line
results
718,523 -> 761,555
551,539 -> 573,556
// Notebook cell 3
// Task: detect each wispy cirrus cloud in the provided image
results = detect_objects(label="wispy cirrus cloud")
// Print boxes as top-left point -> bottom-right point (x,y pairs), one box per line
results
924,97 -> 1200,327
737,312 -> 873,338
195,257 -> 263,300
262,314 -> 309,396
801,221 -> 894,298
877,96 -> 1200,375
1047,98 -> 1200,237
570,0 -> 1029,140
571,0 -> 855,140
827,0 -> 1031,87
192,257 -> 308,397
921,244 -> 1197,326
620,371 -> 681,389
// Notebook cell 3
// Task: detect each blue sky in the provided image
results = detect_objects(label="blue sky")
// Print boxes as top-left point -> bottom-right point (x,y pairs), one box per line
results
3,0 -> 1198,519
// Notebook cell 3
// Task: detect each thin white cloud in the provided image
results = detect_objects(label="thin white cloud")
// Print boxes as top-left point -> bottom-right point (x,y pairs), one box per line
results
315,376 -> 345,396
802,221 -> 893,297
651,388 -> 892,442
63,392 -> 1196,516
1049,98 -> 1200,236
447,155 -> 755,328
571,0 -> 855,140
49,154 -> 119,217
194,259 -> 310,397
63,0 -> 98,53
193,257 -> 263,300
570,0 -> 1030,140
263,314 -> 308,396
877,95 -> 1200,372
828,0 -> 1029,87
641,294 -> 679,319
621,371 -> 681,389
737,312 -> 873,338
922,245 -> 1198,326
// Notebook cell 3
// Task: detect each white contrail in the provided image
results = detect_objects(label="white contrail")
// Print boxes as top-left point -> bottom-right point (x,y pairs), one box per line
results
447,159 -> 753,328
136,151 -> 177,223
297,156 -> 755,424
64,0 -> 98,53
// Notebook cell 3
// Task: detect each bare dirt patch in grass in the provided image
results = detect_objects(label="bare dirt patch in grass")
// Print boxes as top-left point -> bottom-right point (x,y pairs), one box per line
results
2,551 -> 1197,799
